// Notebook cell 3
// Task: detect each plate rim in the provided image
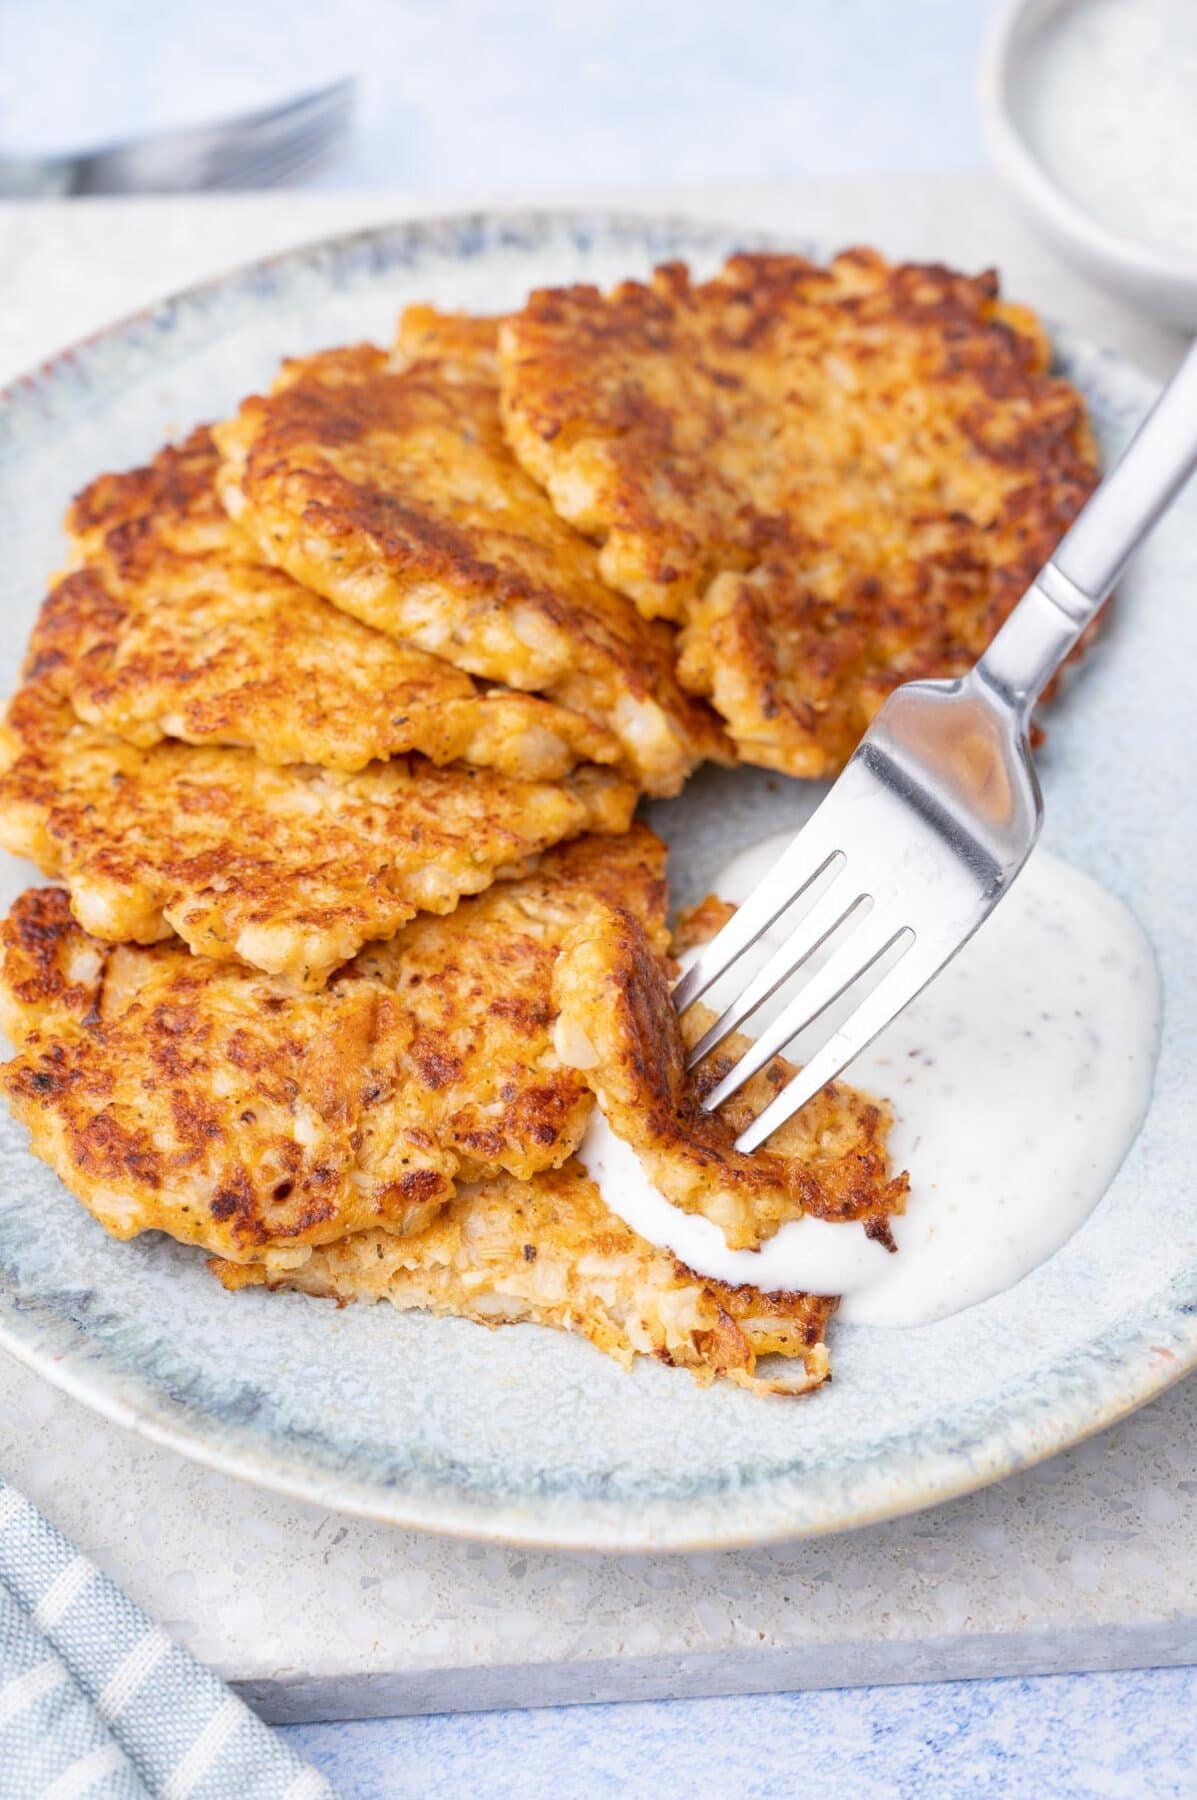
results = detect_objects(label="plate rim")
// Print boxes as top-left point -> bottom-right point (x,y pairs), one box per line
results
0,1278 -> 1191,1552
0,204 -> 1192,1552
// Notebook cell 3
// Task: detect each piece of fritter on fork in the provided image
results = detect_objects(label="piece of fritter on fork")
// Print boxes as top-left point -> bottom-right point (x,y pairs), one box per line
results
499,250 -> 1100,775
0,829 -> 669,1263
213,319 -> 730,797
39,426 -> 617,780
553,902 -> 908,1251
212,1162 -> 835,1395
0,680 -> 634,985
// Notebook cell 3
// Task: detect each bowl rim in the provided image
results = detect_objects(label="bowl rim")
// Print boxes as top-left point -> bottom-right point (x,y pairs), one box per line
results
979,0 -> 1197,291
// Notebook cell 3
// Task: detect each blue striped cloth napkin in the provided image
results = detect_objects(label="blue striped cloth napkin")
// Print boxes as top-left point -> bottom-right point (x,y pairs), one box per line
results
0,1479 -> 333,1798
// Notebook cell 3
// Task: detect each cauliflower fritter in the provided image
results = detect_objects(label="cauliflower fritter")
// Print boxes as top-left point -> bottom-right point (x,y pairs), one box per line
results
214,323 -> 730,796
500,250 -> 1100,774
212,1162 -> 834,1395
552,902 -> 908,1250
0,887 -> 448,1260
0,681 -> 634,985
39,426 -> 617,780
0,830 -> 668,1263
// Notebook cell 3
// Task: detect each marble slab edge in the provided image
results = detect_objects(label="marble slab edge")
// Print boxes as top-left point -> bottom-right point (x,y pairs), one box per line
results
239,1618 -> 1197,1723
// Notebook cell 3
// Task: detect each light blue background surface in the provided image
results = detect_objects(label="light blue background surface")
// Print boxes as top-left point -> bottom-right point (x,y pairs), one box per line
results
282,1667 -> 1197,1799
0,0 -> 989,186
5,0 -> 1194,1793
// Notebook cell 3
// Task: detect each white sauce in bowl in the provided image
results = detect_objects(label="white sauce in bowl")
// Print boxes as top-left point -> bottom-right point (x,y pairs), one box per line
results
1015,0 -> 1197,258
578,833 -> 1161,1328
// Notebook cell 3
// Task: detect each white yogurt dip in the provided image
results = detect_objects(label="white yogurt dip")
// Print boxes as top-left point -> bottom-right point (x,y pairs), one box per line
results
1016,0 -> 1197,258
577,832 -> 1161,1327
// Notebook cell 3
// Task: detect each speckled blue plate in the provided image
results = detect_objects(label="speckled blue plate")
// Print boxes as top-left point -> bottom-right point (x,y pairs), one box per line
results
0,212 -> 1193,1551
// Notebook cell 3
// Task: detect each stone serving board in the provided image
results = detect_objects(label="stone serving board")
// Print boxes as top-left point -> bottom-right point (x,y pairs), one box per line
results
2,1351 -> 1194,1722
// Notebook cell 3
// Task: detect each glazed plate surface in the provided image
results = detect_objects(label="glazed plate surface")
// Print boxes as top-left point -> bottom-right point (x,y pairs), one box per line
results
0,211 -> 1193,1551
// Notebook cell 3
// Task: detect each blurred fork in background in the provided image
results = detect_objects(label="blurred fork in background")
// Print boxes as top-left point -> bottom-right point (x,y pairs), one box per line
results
0,78 -> 354,197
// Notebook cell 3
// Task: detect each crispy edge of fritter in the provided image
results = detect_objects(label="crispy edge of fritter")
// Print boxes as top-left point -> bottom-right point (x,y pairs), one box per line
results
670,893 -> 737,954
499,259 -> 757,622
0,678 -> 636,984
552,901 -> 908,1251
212,333 -> 732,798
0,883 -> 105,1048
391,304 -> 504,379
210,1161 -> 834,1395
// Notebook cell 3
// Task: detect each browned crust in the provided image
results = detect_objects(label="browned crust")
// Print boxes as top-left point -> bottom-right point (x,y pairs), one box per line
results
0,887 -> 449,1259
500,249 -> 1100,774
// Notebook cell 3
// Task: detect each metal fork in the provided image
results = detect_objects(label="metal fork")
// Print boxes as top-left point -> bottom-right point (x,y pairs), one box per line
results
0,80 -> 354,198
676,339 -> 1197,1154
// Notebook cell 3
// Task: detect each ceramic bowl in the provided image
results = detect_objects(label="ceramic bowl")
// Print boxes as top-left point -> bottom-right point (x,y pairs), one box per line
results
980,0 -> 1197,330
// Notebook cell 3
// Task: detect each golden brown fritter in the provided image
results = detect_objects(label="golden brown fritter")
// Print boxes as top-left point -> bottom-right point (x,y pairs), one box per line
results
0,830 -> 669,1263
0,887 -> 448,1260
40,427 -> 617,780
212,1162 -> 834,1395
0,680 -> 635,985
213,322 -> 730,797
553,902 -> 908,1251
500,250 -> 1100,774
345,824 -> 669,1176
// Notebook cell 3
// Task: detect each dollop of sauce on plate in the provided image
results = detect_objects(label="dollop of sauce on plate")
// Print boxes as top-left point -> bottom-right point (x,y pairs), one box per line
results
579,831 -> 1161,1328
1016,0 -> 1197,258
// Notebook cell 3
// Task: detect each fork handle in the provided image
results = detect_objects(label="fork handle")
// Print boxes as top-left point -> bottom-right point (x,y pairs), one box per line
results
979,338 -> 1197,711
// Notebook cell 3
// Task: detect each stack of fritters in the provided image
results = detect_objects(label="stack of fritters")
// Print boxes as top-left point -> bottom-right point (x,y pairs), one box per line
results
0,832 -> 906,1393
0,248 -> 1098,1392
214,315 -> 730,798
2,429 -> 639,984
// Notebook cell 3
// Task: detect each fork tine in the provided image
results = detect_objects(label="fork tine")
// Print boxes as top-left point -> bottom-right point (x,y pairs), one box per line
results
684,884 -> 870,1070
735,940 -> 938,1152
671,836 -> 844,1016
75,79 -> 355,197
211,79 -> 355,143
205,91 -> 351,189
207,134 -> 331,191
701,912 -> 912,1112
